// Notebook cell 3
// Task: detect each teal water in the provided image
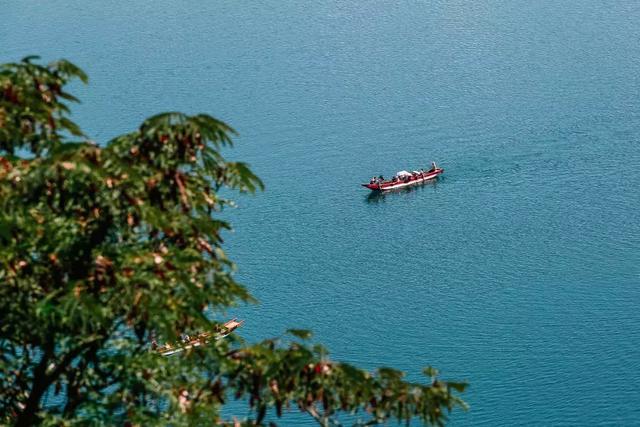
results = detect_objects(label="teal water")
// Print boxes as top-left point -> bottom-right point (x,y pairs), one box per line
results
3,1 -> 640,424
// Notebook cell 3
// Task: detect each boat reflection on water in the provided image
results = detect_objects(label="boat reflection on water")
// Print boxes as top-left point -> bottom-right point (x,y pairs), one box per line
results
365,178 -> 440,204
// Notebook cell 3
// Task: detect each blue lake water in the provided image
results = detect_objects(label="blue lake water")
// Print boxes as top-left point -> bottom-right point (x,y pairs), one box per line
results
3,1 -> 640,424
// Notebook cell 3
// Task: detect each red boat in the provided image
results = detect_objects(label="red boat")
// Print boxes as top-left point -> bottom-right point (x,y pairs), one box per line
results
362,165 -> 444,192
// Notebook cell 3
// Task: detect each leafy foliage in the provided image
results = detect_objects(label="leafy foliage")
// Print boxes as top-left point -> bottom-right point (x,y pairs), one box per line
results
0,57 -> 467,426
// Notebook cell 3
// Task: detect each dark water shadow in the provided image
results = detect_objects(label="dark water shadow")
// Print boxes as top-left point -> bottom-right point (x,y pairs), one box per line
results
364,178 -> 442,204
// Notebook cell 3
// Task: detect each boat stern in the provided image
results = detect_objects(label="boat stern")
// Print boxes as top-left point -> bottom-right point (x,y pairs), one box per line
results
362,183 -> 381,191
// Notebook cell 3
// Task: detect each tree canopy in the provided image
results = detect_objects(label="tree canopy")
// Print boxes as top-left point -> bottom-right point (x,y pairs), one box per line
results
0,56 -> 467,426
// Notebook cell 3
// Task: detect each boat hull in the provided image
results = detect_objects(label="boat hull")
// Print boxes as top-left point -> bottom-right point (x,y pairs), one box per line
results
362,168 -> 443,192
156,319 -> 244,357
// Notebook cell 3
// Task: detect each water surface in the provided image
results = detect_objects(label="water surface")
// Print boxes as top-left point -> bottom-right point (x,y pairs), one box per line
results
3,1 -> 640,424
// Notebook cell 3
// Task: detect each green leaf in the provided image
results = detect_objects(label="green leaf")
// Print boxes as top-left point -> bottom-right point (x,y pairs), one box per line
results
58,118 -> 85,137
448,382 -> 468,392
21,55 -> 41,63
287,329 -> 313,340
50,59 -> 89,83
422,366 -> 439,378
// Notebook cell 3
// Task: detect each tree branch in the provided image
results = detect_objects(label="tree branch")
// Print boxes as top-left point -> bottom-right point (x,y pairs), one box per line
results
15,339 -> 54,426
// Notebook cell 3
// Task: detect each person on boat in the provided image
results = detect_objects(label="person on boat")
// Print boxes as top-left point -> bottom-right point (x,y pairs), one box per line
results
378,175 -> 384,181
370,177 -> 376,184
429,161 -> 438,172
179,389 -> 190,413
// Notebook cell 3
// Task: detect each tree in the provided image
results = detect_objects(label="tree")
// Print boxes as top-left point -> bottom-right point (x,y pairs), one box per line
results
0,56 -> 467,426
